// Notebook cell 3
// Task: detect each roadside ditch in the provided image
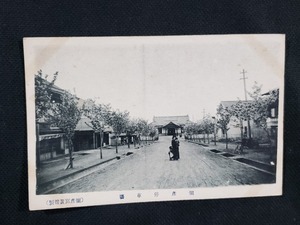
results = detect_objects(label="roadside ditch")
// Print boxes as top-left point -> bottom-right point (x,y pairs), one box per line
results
209,149 -> 276,175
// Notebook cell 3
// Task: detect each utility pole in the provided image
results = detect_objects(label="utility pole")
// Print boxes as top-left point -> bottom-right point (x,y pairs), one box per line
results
142,44 -> 146,103
240,69 -> 252,139
240,69 -> 248,101
202,108 -> 205,119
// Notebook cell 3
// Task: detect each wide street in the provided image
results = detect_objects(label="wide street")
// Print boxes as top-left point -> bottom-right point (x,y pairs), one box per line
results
51,136 -> 275,194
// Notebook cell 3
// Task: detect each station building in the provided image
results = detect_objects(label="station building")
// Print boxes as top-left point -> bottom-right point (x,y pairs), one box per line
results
151,115 -> 191,136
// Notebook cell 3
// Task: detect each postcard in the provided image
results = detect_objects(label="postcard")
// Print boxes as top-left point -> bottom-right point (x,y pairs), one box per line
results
24,34 -> 285,210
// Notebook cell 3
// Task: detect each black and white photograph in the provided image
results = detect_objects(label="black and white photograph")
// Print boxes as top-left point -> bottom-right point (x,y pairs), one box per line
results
24,34 -> 285,210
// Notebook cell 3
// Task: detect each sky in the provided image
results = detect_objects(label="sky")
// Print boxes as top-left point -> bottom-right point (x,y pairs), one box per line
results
25,35 -> 285,122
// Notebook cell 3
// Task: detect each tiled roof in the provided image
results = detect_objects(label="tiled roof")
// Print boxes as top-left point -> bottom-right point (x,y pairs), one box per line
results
152,115 -> 190,126
50,84 -> 65,94
162,122 -> 182,128
41,78 -> 65,94
262,88 -> 279,96
75,117 -> 113,132
75,117 -> 93,131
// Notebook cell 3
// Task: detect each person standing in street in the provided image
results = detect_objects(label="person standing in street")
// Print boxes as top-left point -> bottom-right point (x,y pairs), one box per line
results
171,135 -> 179,160
175,137 -> 180,159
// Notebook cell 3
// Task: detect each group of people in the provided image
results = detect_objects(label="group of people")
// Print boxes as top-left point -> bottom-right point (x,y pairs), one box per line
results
168,135 -> 180,161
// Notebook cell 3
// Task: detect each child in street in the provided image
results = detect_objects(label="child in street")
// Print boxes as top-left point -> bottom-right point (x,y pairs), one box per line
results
168,146 -> 174,160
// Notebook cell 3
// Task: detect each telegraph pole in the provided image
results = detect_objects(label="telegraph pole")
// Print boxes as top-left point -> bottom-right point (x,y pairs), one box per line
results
240,69 -> 251,139
202,108 -> 206,143
240,69 -> 248,101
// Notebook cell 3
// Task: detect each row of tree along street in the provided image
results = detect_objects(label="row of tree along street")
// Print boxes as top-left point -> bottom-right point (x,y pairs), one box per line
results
184,82 -> 279,152
36,70 -> 279,169
35,70 -> 158,169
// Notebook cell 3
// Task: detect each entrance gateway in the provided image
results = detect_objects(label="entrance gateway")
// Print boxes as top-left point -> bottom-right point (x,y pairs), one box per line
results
168,128 -> 175,136
164,122 -> 181,136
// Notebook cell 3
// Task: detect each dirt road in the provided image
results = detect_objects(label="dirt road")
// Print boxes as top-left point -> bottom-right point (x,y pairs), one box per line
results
52,136 -> 275,194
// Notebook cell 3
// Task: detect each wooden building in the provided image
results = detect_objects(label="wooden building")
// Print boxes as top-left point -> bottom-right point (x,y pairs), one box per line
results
151,115 -> 191,136
74,117 -> 112,151
37,120 -> 66,161
36,83 -> 67,162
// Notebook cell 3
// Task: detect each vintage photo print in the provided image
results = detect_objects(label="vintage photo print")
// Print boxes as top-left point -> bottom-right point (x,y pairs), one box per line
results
24,34 -> 285,210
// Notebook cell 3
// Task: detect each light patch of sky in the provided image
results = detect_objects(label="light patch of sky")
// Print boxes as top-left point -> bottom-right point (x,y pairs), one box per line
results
32,36 -> 283,122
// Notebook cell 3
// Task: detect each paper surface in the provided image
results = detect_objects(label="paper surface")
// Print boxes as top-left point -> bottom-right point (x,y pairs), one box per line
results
24,34 -> 285,210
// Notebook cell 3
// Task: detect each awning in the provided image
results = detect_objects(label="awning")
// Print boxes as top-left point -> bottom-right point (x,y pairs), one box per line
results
39,133 -> 64,141
267,118 -> 278,127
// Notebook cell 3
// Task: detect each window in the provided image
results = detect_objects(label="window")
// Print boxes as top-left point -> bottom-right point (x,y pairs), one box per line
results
271,108 -> 276,117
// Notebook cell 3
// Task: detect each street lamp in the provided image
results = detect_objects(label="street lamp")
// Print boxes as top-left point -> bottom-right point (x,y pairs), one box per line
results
212,116 -> 217,146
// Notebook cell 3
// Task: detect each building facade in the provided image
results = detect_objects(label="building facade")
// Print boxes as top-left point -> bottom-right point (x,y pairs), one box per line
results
36,82 -> 68,162
37,120 -> 66,161
263,89 -> 279,146
74,117 -> 112,151
151,115 -> 191,136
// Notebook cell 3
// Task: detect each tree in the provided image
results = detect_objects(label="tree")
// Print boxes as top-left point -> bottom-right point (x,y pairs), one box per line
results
141,123 -> 150,144
201,115 -> 215,144
231,101 -> 253,121
231,82 -> 279,143
83,99 -> 111,159
48,91 -> 82,169
35,70 -> 58,167
106,110 -> 129,153
135,118 -> 148,146
231,100 -> 253,139
149,125 -> 158,142
126,119 -> 138,148
185,123 -> 193,140
189,121 -> 205,143
185,122 -> 202,142
194,122 -> 203,142
216,103 -> 232,149
248,82 -> 279,141
35,70 -> 58,120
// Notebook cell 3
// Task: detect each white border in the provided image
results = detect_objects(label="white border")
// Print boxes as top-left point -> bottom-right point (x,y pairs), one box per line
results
24,34 -> 285,211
